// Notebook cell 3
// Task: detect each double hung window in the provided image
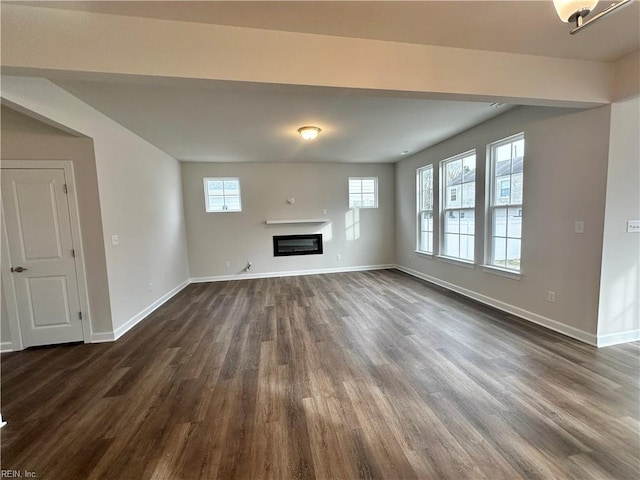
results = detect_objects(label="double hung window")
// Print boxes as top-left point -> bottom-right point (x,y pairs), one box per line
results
417,165 -> 434,253
488,134 -> 524,271
440,151 -> 476,262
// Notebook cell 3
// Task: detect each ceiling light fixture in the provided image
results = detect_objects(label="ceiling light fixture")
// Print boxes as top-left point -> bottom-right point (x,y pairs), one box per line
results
552,0 -> 633,34
298,126 -> 321,141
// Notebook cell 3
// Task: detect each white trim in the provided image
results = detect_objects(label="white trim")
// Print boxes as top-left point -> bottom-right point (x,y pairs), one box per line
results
111,280 -> 190,341
265,219 -> 328,225
415,250 -> 434,259
436,255 -> 475,269
0,342 -> 17,353
190,264 -> 395,283
597,329 -> 640,348
395,264 -> 597,346
1,213 -> 24,352
482,264 -> 522,280
90,331 -> 115,343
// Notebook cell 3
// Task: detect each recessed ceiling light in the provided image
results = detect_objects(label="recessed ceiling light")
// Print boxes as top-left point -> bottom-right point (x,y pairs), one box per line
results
400,150 -> 410,155
298,126 -> 321,140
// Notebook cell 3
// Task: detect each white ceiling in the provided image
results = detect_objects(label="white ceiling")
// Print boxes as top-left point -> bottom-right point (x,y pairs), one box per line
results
14,1 -> 638,164
53,77 -> 511,163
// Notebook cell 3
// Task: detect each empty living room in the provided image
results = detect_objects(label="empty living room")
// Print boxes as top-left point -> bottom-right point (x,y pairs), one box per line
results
1,1 -> 639,479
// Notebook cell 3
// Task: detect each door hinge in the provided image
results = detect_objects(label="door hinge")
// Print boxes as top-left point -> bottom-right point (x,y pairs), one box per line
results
71,249 -> 75,258
79,312 -> 83,320
63,184 -> 68,194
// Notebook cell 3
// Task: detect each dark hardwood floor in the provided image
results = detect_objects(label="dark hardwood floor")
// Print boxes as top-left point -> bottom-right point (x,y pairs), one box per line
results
1,269 -> 639,479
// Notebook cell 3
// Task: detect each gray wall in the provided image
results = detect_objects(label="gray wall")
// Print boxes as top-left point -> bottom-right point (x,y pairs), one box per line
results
598,97 -> 640,341
1,106 -> 113,341
395,105 -> 611,339
182,162 -> 395,278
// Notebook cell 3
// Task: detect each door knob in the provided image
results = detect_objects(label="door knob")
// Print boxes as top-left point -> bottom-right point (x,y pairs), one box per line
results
10,266 -> 27,273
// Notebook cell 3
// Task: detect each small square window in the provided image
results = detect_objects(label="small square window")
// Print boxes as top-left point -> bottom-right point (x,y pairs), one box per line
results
203,177 -> 242,212
348,177 -> 378,209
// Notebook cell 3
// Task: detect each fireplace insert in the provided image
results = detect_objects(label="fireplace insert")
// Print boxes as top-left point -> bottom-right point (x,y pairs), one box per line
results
273,234 -> 323,257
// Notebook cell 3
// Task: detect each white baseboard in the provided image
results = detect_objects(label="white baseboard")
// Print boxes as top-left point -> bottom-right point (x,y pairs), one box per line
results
395,264 -> 598,347
190,264 -> 395,283
90,331 -> 115,343
597,329 -> 640,347
0,341 -> 17,353
109,279 -> 190,342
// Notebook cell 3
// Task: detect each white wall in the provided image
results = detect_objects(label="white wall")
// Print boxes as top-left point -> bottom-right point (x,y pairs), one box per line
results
182,162 -> 395,279
1,106 -> 113,342
597,97 -> 640,345
395,106 -> 611,344
1,76 -> 190,336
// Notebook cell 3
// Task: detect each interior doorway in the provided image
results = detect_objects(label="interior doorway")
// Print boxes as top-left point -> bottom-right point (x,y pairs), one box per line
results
1,160 -> 91,350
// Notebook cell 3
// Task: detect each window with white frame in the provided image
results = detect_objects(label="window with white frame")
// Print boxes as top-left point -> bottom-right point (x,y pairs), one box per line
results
348,177 -> 378,208
203,177 -> 242,212
417,165 -> 434,253
488,134 -> 524,271
440,151 -> 476,261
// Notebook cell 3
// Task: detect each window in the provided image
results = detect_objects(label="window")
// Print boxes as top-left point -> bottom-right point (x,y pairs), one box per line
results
417,165 -> 434,253
488,134 -> 524,271
499,179 -> 510,199
440,151 -> 476,262
203,177 -> 242,212
349,177 -> 378,208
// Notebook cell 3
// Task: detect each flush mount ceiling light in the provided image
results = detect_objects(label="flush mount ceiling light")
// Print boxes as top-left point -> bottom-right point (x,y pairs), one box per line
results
298,126 -> 321,141
553,0 -> 633,34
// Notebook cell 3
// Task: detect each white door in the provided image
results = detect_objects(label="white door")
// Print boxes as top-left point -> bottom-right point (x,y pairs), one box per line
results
1,168 -> 84,347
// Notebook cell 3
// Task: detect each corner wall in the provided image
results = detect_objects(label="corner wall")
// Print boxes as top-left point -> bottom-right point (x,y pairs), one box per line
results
597,97 -> 640,346
1,106 -> 113,345
182,162 -> 395,279
1,76 -> 190,338
395,106 -> 611,343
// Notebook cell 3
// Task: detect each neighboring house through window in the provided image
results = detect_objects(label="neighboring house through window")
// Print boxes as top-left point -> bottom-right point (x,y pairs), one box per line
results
440,151 -> 476,262
487,133 -> 524,271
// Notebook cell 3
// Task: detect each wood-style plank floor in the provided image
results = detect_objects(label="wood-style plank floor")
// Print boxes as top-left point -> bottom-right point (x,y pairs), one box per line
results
1,269 -> 639,479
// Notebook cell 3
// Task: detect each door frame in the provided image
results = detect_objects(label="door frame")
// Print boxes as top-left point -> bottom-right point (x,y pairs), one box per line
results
1,160 -> 93,351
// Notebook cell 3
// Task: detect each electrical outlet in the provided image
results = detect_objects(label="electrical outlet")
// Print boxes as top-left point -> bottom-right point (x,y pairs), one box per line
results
225,261 -> 230,268
148,282 -> 153,292
111,234 -> 119,246
337,254 -> 341,261
574,221 -> 584,234
323,209 -> 327,215
547,291 -> 556,303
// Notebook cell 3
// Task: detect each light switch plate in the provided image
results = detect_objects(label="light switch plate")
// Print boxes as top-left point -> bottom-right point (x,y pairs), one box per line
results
627,220 -> 640,233
111,234 -> 119,246
574,221 -> 584,234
